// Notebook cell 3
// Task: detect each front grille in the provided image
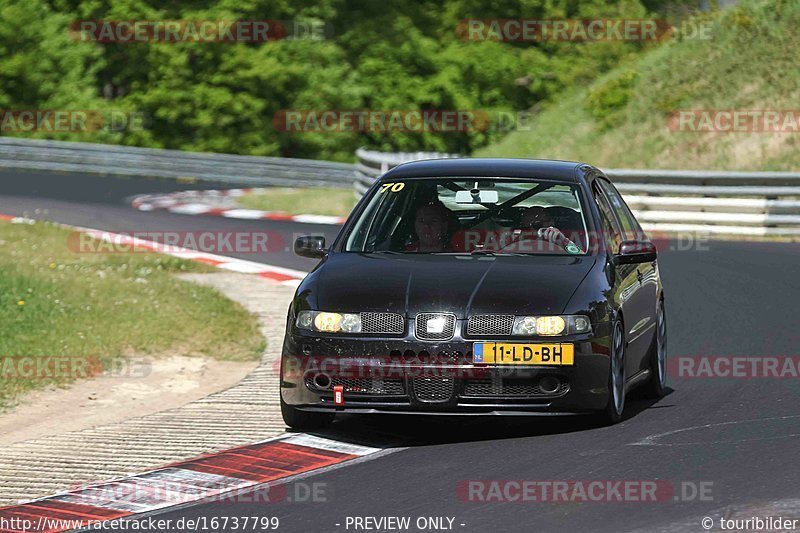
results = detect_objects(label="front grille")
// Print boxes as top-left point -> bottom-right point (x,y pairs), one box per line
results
463,378 -> 569,397
305,376 -> 405,395
467,314 -> 514,336
415,313 -> 456,341
360,312 -> 404,334
413,377 -> 454,402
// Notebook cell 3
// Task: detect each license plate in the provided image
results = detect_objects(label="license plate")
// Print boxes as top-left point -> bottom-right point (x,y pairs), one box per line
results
473,342 -> 574,366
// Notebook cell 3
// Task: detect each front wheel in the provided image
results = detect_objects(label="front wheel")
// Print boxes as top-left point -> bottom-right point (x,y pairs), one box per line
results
601,319 -> 626,425
642,299 -> 667,398
281,397 -> 334,430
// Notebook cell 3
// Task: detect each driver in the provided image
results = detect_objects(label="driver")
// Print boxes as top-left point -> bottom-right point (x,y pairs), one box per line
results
520,206 -> 582,253
520,206 -> 550,231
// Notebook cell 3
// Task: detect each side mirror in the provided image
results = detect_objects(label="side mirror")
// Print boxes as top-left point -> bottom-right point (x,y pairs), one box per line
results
614,239 -> 657,265
294,235 -> 327,259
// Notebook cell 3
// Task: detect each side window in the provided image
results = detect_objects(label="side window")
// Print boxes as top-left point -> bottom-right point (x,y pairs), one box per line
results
593,184 -> 622,253
597,179 -> 641,240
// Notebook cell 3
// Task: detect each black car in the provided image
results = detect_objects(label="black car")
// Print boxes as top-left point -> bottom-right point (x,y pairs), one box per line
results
280,158 -> 666,428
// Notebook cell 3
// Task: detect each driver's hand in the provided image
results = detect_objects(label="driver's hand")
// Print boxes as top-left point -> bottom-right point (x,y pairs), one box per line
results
537,226 -> 566,245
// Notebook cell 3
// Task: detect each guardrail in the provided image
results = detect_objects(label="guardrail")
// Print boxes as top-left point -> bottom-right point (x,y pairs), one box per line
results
354,148 -> 461,195
355,148 -> 800,236
4,139 -> 799,235
0,137 -> 354,188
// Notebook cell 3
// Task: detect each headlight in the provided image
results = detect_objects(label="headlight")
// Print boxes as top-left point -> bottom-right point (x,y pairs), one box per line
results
536,316 -> 566,335
296,311 -> 362,333
512,315 -> 591,336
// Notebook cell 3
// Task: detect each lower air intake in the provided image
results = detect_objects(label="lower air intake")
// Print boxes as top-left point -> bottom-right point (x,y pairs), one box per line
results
412,377 -> 455,402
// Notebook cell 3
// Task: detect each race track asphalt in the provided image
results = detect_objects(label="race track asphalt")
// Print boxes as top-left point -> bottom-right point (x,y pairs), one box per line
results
1,170 -> 799,533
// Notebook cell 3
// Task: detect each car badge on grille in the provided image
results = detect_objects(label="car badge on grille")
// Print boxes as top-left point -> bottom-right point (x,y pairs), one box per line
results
426,316 -> 447,334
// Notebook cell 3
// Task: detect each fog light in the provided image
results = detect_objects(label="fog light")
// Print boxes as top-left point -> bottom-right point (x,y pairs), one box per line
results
313,373 -> 331,389
539,376 -> 560,394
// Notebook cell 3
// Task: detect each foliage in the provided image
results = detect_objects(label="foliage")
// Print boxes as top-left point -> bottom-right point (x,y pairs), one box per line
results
584,69 -> 639,130
478,0 -> 800,171
0,0 -> 685,160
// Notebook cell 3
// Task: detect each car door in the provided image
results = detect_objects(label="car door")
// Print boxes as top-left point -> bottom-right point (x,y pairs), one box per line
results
594,179 -> 653,378
603,181 -> 658,308
601,180 -> 659,375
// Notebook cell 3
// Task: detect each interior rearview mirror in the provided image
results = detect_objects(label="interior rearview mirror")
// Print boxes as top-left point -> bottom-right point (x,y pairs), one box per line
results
455,189 -> 499,204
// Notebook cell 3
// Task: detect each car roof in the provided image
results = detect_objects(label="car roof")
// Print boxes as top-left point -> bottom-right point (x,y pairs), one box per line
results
380,158 -> 595,183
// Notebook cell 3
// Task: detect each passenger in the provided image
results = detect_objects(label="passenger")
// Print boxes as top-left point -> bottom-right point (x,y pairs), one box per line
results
407,202 -> 453,252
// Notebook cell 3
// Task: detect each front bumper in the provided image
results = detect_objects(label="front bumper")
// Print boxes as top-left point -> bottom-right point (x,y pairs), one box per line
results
280,327 -> 612,415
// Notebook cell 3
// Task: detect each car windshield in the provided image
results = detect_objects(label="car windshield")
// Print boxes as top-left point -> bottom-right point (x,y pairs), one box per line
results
344,177 -> 589,255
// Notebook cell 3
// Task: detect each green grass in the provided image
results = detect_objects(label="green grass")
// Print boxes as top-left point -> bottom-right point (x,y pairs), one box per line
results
0,220 -> 265,408
478,0 -> 800,171
238,187 -> 358,218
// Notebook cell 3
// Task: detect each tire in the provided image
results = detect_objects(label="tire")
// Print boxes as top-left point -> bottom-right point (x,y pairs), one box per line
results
601,319 -> 626,425
281,397 -> 334,430
641,299 -> 667,399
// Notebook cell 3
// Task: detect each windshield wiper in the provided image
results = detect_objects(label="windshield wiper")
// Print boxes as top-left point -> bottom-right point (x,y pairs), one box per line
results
469,249 -> 534,256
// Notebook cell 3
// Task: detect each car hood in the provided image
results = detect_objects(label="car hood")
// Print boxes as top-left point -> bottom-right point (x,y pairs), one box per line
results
307,253 -> 596,317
